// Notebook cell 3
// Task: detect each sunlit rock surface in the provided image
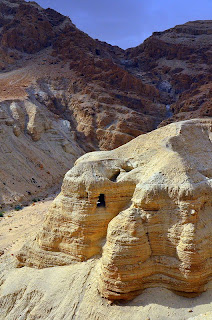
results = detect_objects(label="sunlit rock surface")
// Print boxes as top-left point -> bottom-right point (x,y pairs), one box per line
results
17,119 -> 212,300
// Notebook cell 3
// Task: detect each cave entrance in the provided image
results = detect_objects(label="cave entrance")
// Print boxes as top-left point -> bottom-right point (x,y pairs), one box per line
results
97,194 -> 106,207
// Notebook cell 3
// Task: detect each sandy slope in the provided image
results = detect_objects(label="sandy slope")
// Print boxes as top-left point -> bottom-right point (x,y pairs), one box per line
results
0,195 -> 55,256
0,196 -> 212,320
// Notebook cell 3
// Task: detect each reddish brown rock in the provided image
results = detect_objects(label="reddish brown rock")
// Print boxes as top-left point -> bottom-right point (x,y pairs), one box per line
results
0,1 -> 211,205
127,20 -> 212,120
0,0 -> 166,155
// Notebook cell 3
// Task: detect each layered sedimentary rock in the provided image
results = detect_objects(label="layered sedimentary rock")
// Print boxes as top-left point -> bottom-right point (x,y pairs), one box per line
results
0,99 -> 83,207
0,1 -> 212,206
17,119 -> 212,299
126,20 -> 212,120
0,0 -> 163,152
0,0 -> 162,205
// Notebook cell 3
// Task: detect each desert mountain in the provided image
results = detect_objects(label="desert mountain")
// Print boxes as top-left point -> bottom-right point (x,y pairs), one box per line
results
0,1 -> 211,206
0,0 -> 161,207
126,20 -> 212,124
0,3 -> 212,318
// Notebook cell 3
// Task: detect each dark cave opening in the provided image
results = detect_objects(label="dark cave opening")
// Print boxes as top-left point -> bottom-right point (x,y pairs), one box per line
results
97,194 -> 106,207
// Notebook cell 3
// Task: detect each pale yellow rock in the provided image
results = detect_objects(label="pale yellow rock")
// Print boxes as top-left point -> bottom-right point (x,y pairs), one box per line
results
188,313 -> 212,320
10,101 -> 25,130
17,119 -> 212,300
2,255 -> 212,320
25,100 -> 52,141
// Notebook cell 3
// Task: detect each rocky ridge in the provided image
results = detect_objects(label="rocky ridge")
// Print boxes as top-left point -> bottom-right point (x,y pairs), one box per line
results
126,20 -> 212,122
0,0 -> 162,206
0,0 -> 163,147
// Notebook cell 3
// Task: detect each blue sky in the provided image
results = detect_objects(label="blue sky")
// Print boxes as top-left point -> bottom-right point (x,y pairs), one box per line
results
32,0 -> 212,49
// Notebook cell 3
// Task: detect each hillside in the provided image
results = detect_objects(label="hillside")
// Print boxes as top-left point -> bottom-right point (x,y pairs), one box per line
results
0,0 -> 161,206
0,2 -> 211,206
0,3 -> 212,318
126,20 -> 212,124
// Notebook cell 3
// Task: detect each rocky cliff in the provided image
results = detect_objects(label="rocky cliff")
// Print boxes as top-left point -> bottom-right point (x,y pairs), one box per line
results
0,1 -> 211,206
0,0 -> 161,206
126,20 -> 212,123
0,0 -> 163,151
16,119 -> 212,300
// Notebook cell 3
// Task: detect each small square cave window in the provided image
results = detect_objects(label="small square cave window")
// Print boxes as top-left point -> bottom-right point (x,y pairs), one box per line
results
97,194 -> 106,207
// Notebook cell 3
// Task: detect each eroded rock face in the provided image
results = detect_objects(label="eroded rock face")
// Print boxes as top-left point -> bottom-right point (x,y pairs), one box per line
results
17,119 -> 212,299
126,20 -> 212,120
0,0 -> 163,152
0,2 -> 211,206
0,99 -> 83,207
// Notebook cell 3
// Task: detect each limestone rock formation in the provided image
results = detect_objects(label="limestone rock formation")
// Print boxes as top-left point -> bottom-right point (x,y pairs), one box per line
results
17,119 -> 212,300
2,254 -> 212,320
